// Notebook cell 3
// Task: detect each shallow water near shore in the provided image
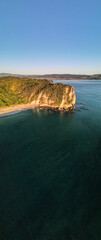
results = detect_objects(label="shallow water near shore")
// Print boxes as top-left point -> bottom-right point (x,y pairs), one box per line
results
0,80 -> 101,240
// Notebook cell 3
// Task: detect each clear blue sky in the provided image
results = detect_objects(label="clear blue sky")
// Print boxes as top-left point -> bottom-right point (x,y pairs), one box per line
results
0,0 -> 101,74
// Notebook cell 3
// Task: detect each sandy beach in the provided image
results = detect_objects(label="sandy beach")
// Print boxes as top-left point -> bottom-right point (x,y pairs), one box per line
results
0,104 -> 35,117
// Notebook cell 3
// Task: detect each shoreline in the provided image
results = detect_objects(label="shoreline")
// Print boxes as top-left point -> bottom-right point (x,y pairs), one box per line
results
0,104 -> 35,117
0,103 -> 75,117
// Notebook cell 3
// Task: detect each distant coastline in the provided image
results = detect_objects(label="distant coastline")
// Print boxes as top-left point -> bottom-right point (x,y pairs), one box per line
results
0,73 -> 101,80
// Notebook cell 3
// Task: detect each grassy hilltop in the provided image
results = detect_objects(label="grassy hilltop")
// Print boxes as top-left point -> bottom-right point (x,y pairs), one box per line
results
0,77 -> 75,109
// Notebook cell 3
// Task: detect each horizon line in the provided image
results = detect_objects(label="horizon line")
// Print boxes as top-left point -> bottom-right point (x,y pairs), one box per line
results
0,72 -> 101,76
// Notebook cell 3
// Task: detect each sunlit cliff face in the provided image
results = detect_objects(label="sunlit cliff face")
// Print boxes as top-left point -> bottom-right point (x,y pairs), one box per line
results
0,77 -> 76,111
31,85 -> 76,110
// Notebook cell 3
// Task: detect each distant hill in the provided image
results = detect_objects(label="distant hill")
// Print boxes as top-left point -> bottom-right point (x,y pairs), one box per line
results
0,73 -> 101,80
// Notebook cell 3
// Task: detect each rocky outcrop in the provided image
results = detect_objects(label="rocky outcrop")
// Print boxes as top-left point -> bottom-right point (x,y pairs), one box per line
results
0,77 -> 76,111
31,83 -> 76,111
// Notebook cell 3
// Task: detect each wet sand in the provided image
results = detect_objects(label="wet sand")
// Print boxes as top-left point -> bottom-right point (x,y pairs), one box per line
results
0,104 -> 35,117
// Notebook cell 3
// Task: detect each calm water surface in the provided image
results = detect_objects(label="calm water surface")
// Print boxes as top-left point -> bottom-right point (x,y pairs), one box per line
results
0,80 -> 101,240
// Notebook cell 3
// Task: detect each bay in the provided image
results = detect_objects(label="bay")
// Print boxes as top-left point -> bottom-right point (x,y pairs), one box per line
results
0,80 -> 101,240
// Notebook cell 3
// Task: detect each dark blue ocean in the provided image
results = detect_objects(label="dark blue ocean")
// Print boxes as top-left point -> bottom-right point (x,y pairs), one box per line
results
0,80 -> 101,240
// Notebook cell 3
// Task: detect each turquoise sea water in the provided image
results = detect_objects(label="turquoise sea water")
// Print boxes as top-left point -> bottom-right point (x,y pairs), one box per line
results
0,80 -> 101,240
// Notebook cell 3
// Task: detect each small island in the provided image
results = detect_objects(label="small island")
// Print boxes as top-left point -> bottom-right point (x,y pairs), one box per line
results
0,77 -> 76,116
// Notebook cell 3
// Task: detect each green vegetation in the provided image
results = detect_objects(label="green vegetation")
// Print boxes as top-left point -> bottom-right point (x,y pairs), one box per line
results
0,77 -> 48,107
0,76 -> 72,108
